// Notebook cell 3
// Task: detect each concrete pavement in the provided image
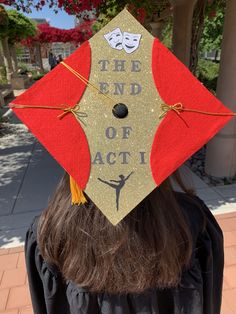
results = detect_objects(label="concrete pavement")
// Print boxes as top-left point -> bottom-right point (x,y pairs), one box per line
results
0,122 -> 63,248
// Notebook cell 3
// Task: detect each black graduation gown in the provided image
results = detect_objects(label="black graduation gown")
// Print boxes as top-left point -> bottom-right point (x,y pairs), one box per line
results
25,193 -> 224,314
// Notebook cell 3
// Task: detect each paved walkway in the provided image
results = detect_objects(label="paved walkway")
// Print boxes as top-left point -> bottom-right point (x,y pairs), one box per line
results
219,212 -> 236,314
1,98 -> 236,312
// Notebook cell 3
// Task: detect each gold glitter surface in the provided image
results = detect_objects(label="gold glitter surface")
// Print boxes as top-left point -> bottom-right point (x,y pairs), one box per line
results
79,9 -> 163,225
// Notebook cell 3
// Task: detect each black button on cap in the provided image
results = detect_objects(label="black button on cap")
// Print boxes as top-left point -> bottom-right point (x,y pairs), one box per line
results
112,103 -> 128,119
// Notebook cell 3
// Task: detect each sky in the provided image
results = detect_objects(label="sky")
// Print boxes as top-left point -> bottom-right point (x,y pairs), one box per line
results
9,4 -> 76,29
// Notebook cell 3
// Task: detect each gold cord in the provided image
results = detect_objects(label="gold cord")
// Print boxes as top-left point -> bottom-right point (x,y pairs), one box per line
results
159,103 -> 236,119
10,104 -> 88,125
61,61 -> 117,105
11,62 -> 236,123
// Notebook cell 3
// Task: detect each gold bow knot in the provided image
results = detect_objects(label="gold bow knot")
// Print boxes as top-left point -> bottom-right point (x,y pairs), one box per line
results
159,103 -> 184,119
10,103 -> 88,126
57,105 -> 88,126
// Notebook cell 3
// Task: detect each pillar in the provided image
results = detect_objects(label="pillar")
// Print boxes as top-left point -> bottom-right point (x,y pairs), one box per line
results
205,0 -> 236,178
150,13 -> 165,40
1,37 -> 13,82
171,0 -> 197,67
9,44 -> 18,73
35,43 -> 44,72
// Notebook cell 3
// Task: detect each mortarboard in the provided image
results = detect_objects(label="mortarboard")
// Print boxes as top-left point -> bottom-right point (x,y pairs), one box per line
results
10,9 -> 235,225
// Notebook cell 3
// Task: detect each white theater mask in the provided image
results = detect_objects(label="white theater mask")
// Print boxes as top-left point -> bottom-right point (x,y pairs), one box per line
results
104,28 -> 123,50
122,32 -> 141,54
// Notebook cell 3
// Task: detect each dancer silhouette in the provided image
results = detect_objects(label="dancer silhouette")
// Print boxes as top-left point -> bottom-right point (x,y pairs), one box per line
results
98,172 -> 134,210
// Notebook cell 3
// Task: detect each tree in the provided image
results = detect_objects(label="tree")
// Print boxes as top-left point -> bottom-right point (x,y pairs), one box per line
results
0,5 -> 8,36
0,5 -> 12,81
7,9 -> 36,43
0,0 -> 95,15
200,0 -> 226,55
0,6 -> 36,80
7,9 -> 36,71
0,0 -> 169,21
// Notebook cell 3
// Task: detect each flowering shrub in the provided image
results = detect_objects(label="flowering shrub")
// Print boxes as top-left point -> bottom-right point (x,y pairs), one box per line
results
21,21 -> 93,46
0,0 -> 161,21
0,0 -> 103,15
0,0 -> 223,24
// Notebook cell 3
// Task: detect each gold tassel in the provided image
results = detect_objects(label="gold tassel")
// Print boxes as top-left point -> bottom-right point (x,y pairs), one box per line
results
69,176 -> 87,205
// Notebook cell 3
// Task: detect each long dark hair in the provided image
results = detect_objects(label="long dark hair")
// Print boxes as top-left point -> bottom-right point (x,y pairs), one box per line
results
38,172 -> 194,294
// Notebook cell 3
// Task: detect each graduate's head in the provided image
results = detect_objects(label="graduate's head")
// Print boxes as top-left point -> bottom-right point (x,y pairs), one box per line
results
37,170 -> 196,293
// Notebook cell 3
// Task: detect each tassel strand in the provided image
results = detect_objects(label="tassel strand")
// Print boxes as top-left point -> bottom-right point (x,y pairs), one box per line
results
69,176 -> 87,205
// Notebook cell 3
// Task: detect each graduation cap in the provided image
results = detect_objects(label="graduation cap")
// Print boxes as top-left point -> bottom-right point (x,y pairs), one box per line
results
10,9 -> 235,225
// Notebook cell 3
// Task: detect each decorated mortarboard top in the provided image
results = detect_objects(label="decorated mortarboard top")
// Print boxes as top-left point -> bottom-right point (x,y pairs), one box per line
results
11,9 -> 234,225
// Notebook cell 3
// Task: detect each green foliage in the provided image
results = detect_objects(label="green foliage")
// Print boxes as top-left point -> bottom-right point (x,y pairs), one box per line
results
17,62 -> 30,72
0,5 -> 9,39
97,0 -> 169,18
196,59 -> 219,94
32,72 -> 46,81
0,65 -> 7,84
93,0 -> 170,31
17,62 -> 48,80
15,44 -> 24,56
7,10 -> 37,43
200,1 -> 226,52
92,0 -> 125,32
0,8 -> 37,42
30,68 -> 48,81
161,17 -> 172,50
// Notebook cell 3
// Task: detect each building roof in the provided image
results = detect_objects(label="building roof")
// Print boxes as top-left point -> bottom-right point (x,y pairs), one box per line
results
31,18 -> 48,25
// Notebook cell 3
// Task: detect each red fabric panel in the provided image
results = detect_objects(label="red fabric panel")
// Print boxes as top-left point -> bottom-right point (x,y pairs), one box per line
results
151,38 -> 233,186
11,41 -> 91,189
